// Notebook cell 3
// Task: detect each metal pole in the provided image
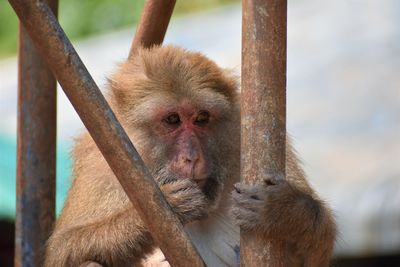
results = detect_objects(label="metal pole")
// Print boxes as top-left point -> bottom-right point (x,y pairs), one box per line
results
241,0 -> 287,266
129,0 -> 176,58
8,1 -> 204,266
14,0 -> 58,266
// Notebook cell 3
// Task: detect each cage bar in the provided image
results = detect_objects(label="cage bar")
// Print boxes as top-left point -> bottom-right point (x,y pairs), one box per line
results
14,1 -> 58,266
241,0 -> 288,266
8,0 -> 204,266
129,0 -> 176,57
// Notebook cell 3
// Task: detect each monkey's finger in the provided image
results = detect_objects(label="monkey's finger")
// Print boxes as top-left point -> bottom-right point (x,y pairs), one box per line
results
232,184 -> 266,201
79,262 -> 103,267
141,260 -> 171,267
233,183 -> 241,193
233,182 -> 257,193
232,191 -> 260,203
263,173 -> 285,186
231,193 -> 264,212
140,248 -> 171,267
231,207 -> 259,230
233,182 -> 263,194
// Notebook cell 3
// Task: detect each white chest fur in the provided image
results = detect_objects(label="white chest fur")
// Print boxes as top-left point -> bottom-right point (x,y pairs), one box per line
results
140,202 -> 240,267
185,205 -> 240,267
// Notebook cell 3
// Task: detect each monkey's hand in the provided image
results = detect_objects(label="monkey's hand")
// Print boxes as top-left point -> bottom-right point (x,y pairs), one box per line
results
139,248 -> 170,267
231,175 -> 335,260
160,179 -> 209,224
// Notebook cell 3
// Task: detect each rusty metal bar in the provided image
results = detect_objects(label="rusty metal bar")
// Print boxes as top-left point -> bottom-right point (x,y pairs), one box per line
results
129,0 -> 176,57
14,0 -> 58,266
8,1 -> 204,266
241,0 -> 287,266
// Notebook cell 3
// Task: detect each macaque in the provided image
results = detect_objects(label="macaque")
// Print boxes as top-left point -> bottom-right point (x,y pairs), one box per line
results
45,45 -> 336,267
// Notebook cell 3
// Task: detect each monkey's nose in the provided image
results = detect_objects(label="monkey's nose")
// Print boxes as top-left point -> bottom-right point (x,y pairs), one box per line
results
182,156 -> 197,169
179,155 -> 198,178
182,150 -> 199,164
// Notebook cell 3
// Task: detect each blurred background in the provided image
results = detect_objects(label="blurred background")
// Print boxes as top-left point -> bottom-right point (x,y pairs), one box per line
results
1,0 -> 400,266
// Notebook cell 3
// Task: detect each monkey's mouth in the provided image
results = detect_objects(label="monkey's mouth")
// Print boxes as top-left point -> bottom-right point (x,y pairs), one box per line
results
201,176 -> 221,203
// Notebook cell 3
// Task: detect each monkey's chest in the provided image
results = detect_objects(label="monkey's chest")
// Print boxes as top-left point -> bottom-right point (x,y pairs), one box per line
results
185,213 -> 240,267
141,213 -> 240,267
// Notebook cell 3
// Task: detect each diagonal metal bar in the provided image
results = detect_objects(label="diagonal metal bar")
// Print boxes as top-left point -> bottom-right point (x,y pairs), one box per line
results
8,1 -> 204,266
129,0 -> 176,58
241,0 -> 288,266
15,1 -> 58,266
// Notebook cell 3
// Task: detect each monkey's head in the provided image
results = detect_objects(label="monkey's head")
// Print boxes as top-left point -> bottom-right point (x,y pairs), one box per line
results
108,45 -> 240,206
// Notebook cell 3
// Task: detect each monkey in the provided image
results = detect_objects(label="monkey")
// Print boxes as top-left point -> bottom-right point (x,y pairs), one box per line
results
45,45 -> 336,267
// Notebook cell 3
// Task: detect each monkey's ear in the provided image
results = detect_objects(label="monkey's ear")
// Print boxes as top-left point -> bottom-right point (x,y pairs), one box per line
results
107,67 -> 138,113
107,71 -> 131,109
107,61 -> 150,114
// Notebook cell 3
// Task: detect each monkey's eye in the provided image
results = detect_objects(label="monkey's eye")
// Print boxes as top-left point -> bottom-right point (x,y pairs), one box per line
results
195,111 -> 210,125
163,113 -> 181,126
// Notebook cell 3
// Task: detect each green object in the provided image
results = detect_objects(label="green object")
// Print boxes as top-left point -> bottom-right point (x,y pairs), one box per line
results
0,0 -> 238,58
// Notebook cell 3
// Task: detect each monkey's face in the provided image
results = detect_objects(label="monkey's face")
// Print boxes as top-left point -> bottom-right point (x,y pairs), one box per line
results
130,90 -> 236,205
157,105 -> 212,187
109,45 -> 240,204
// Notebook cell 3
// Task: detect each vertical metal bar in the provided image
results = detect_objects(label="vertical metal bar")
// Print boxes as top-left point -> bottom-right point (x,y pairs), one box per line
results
15,0 -> 58,266
8,1 -> 204,266
129,0 -> 176,58
241,0 -> 287,266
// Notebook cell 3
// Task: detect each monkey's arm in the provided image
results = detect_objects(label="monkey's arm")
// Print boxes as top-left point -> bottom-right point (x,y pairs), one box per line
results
46,181 -> 207,267
45,190 -> 153,267
45,133 -> 207,267
45,180 -> 207,267
231,146 -> 336,267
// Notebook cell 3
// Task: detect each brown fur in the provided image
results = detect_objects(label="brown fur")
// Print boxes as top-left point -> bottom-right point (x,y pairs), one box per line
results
45,45 -> 335,267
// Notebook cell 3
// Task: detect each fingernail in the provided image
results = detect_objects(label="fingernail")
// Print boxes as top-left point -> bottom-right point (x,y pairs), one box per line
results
233,183 -> 241,193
